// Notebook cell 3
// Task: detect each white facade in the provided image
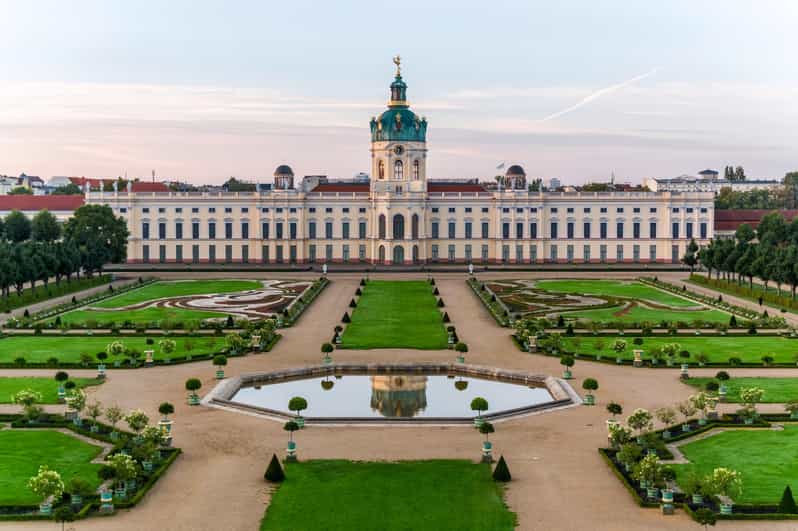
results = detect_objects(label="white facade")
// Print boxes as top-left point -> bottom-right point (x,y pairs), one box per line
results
645,175 -> 782,194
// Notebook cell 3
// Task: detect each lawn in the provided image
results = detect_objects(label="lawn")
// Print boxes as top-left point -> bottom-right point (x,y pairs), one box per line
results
535,279 -> 696,308
50,279 -> 263,325
560,335 -> 798,364
673,426 -> 798,504
0,335 -> 225,364
0,430 -> 103,505
684,377 -> 798,403
260,460 -> 516,531
340,281 -> 449,349
0,377 -> 102,403
563,305 -> 730,325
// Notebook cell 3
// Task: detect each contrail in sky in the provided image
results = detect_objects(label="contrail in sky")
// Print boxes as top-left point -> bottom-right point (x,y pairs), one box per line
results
539,68 -> 660,122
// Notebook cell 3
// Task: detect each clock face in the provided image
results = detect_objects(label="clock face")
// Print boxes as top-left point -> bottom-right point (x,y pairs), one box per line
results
393,145 -> 404,155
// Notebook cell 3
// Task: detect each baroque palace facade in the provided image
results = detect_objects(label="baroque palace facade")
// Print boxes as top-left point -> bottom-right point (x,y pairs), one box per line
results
87,61 -> 714,265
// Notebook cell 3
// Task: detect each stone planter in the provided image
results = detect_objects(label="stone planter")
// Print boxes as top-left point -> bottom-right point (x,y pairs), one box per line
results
97,363 -> 106,378
583,394 -> 595,406
323,355 -> 333,365
791,411 -> 798,420
188,393 -> 200,406
143,460 -> 153,473
100,490 -> 114,513
159,418 -> 173,434
70,494 -> 82,506
719,385 -> 728,402
662,430 -> 671,439
473,417 -> 485,428
691,493 -> 704,505
633,350 -> 643,368
615,357 -> 623,365
39,501 -> 52,515
698,418 -> 707,426
215,369 -> 225,379
295,417 -> 305,429
114,486 -> 127,500
286,440 -> 297,462
682,423 -> 691,432
563,368 -> 572,380
481,441 -> 493,463
90,423 -> 99,433
646,486 -> 659,500
456,355 -> 465,364
744,417 -> 754,425
680,364 -> 689,380
57,386 -> 66,403
661,489 -> 674,514
720,503 -> 733,515
126,479 -> 137,491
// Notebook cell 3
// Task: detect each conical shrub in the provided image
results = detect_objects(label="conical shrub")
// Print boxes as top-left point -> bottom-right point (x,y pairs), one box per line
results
264,454 -> 285,482
492,456 -> 511,482
779,486 -> 797,514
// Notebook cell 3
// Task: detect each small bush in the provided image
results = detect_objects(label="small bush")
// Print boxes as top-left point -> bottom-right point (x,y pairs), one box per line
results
715,371 -> 730,381
565,323 -> 574,336
492,456 -> 511,482
264,454 -> 285,482
779,485 -> 797,514
437,298 -> 445,308
349,299 -> 357,308
146,338 -> 154,345
226,315 -> 235,328
342,312 -> 350,323
442,312 -> 450,323
556,315 -> 565,327
360,278 -> 366,286
729,315 -> 738,327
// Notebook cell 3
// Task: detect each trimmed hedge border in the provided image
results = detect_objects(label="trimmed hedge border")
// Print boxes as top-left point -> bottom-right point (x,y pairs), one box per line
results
0,275 -> 115,314
0,413 -> 180,521
280,277 -> 329,327
603,414 -> 798,521
688,274 -> 798,314
467,278 -> 510,327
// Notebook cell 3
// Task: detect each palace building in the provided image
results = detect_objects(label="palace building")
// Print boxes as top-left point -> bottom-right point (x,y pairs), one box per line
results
86,60 -> 714,265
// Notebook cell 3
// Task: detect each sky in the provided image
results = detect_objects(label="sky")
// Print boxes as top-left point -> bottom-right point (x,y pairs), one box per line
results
1,0 -> 797,185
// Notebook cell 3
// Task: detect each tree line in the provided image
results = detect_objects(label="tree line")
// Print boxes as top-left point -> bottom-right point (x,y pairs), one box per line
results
0,205 -> 128,299
715,171 -> 798,210
696,211 -> 798,298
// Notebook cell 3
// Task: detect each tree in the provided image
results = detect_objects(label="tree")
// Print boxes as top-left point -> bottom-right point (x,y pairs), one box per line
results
682,238 -> 699,273
606,402 -> 623,418
105,404 -> 123,434
627,408 -> 653,437
31,210 -> 61,242
694,508 -> 716,529
158,402 -> 175,419
479,420 -> 494,442
51,183 -> 83,195
492,455 -> 511,482
264,454 -> 285,482
124,409 -> 150,437
8,186 -> 32,195
63,204 -> 129,274
159,338 -> 176,356
3,210 -> 31,242
470,397 -> 489,419
53,505 -> 76,531
284,420 -> 299,443
709,467 -> 742,501
288,396 -> 308,418
28,466 -> 64,508
779,485 -> 797,514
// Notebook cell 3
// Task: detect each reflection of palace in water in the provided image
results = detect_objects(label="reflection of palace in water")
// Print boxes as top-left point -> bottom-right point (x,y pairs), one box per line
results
370,375 -> 428,418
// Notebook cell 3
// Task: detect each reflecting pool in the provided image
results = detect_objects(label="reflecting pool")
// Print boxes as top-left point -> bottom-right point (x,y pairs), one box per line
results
231,373 -> 554,419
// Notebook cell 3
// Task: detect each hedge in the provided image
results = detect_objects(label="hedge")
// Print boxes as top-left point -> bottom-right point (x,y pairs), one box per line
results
0,275 -> 113,314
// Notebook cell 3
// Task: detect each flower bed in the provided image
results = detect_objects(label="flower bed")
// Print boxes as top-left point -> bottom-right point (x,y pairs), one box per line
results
280,278 -> 329,327
0,275 -> 115,314
467,278 -> 511,326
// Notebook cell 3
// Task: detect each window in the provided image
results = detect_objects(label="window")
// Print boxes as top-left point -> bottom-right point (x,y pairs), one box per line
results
502,222 -> 510,239
431,221 -> 439,239
289,222 -> 297,240
633,207 -> 640,213
617,207 -> 624,213
600,222 -> 607,239
325,207 -> 332,213
481,222 -> 489,238
567,207 -> 574,214
551,207 -> 558,213
482,207 -> 489,213
481,245 -> 489,262
600,207 -> 607,213
208,207 -> 216,213
465,244 -> 472,261
192,245 -> 199,263
649,245 -> 657,262
224,222 -> 233,239
261,207 -> 269,213
465,207 -> 472,213
241,207 -> 249,213
192,222 -> 199,239
650,207 -> 657,213
566,245 -> 574,263
309,208 -> 316,213
672,207 -> 680,213
530,244 -> 537,262
672,222 -> 679,239
671,245 -> 679,263
158,222 -> 166,239
583,222 -> 591,239
325,222 -> 333,239
550,222 -> 558,239
342,221 -> 350,239
224,207 -> 232,214
242,245 -> 249,263
633,222 -> 640,239
359,207 -> 367,213
616,222 -> 624,239
616,244 -> 624,262
567,222 -> 574,239
142,222 -> 150,240
394,160 -> 403,180
686,222 -> 693,239
276,222 -> 284,239
700,222 -> 707,239
208,221 -> 216,239
262,222 -> 270,239
413,160 -> 420,180
209,245 -> 216,263
262,245 -> 270,263
378,160 -> 385,179
550,245 -> 558,262
516,222 -> 524,239
159,245 -> 166,263
241,222 -> 249,239
700,207 -> 708,213
516,245 -> 523,262
599,244 -> 607,263
516,208 -> 524,214
529,207 -> 538,213
530,222 -> 537,239
448,245 -> 455,261
158,208 -> 165,214
448,207 -> 456,214
225,245 -> 232,263
175,222 -> 183,240
308,245 -> 316,262
448,221 -> 456,239
431,244 -> 439,260
308,221 -> 317,239
276,245 -> 284,263
502,208 -> 510,213
342,208 -> 349,213
649,222 -> 657,239
379,215 -> 386,239
359,221 -> 367,239
342,245 -> 350,262
583,245 -> 590,262
359,245 -> 366,260
120,208 -> 127,214
465,222 -> 472,239
633,244 -> 640,263
502,245 -> 510,263
584,207 -> 591,213
431,207 -> 439,213
143,245 -> 150,262
142,208 -> 150,214
290,208 -> 296,214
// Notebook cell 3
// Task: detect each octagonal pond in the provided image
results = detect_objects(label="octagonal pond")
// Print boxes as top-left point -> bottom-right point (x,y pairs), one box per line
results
209,363 -> 578,424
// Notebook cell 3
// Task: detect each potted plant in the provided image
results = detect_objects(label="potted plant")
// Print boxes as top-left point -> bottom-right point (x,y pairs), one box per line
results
633,453 -> 662,500
470,397 -> 489,428
158,402 -> 175,444
185,378 -> 202,406
682,470 -> 707,505
27,466 -> 64,515
654,407 -> 676,439
582,378 -> 598,405
560,355 -> 575,379
605,402 -> 622,432
739,387 -> 764,424
106,453 -> 139,499
321,342 -> 334,364
13,389 -> 43,424
97,465 -> 116,513
708,467 -> 742,515
105,405 -> 123,441
212,355 -> 228,379
608,423 -> 632,449
678,349 -> 691,379
785,400 -> 798,420
55,371 -> 69,403
288,396 -> 308,428
64,389 -> 86,426
612,339 -> 627,364
124,409 -> 149,442
660,466 -> 677,513
106,340 -> 126,368
225,333 -> 247,356
616,442 -> 642,473
85,400 -> 104,433
690,392 -> 710,425
627,408 -> 653,443
284,420 -> 299,461
676,400 -> 697,432
159,338 -> 176,362
96,351 -> 108,378
455,342 -> 468,363
716,371 -> 731,401
479,421 -> 495,463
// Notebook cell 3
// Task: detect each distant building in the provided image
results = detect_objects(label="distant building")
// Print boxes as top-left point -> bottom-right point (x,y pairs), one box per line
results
547,177 -> 561,190
644,171 -> 782,194
714,209 -> 798,239
0,195 -> 84,221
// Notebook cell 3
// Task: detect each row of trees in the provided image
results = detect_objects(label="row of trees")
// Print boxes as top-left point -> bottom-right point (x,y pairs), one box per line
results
714,171 -> 798,209
0,205 -> 128,299
696,211 -> 798,298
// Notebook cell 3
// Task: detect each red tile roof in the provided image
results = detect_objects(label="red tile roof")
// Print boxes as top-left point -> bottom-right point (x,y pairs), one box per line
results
0,195 -> 84,212
131,181 -> 170,192
714,209 -> 798,231
311,183 -> 370,193
69,177 -> 113,188
427,182 -> 487,193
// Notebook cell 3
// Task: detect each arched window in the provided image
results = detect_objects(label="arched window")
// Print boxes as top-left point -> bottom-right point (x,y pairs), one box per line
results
411,214 -> 419,239
394,160 -> 403,180
413,160 -> 420,180
378,160 -> 385,179
378,245 -> 386,263
393,214 -> 405,240
379,214 -> 386,239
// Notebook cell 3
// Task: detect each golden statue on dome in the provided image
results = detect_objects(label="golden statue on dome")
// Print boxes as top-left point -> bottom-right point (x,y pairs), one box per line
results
393,55 -> 402,76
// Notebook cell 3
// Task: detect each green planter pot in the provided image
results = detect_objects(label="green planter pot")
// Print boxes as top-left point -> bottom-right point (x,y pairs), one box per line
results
286,440 -> 297,462
646,486 -> 659,500
791,412 -> 798,420
39,502 -> 52,515
456,355 -> 465,363
188,394 -> 200,406
473,417 -> 485,428
57,386 -> 66,403
698,418 -> 707,426
481,441 -> 493,463
110,431 -> 119,441
682,424 -> 691,432
661,489 -> 674,503
70,494 -> 82,506
691,493 -> 704,505
143,460 -> 153,472
563,369 -> 572,380
295,416 -> 305,428
720,503 -> 733,515
97,364 -> 106,378
215,369 -> 225,379
114,486 -> 127,500
744,417 -> 754,425
662,430 -> 671,439
583,394 -> 595,406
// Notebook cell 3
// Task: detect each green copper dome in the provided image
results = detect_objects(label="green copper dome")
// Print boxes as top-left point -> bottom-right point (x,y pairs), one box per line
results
370,72 -> 427,143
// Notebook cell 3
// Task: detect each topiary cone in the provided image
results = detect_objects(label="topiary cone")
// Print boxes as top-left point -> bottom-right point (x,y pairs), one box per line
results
779,485 -> 797,514
493,455 -> 511,482
264,453 -> 285,482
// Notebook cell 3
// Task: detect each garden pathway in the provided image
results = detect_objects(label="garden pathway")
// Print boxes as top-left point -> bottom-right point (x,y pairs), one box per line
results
4,271 -> 797,531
